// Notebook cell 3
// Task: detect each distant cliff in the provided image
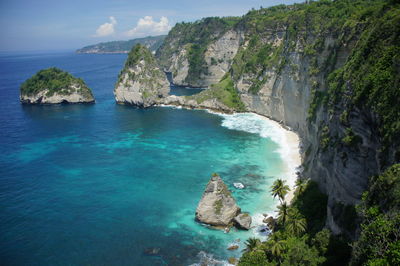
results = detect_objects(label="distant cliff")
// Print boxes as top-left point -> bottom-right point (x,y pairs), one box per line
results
76,35 -> 166,54
20,67 -> 95,104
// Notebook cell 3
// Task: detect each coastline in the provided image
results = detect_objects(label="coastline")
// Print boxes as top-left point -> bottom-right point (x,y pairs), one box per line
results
158,104 -> 302,208
257,115 -> 301,205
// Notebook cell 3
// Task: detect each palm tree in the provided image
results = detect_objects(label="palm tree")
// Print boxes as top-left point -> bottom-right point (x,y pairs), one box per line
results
271,179 -> 290,204
286,208 -> 307,236
294,178 -> 308,195
276,202 -> 289,226
268,233 -> 286,258
244,237 -> 261,252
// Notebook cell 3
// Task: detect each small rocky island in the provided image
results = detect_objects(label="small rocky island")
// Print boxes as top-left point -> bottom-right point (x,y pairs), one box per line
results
195,173 -> 252,230
114,44 -> 169,107
20,67 -> 95,104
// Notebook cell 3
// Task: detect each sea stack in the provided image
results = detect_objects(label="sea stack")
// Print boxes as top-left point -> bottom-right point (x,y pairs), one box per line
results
114,44 -> 169,107
20,67 -> 95,104
195,174 -> 243,228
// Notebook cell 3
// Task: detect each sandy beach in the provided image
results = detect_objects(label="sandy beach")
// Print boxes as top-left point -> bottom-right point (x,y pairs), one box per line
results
257,115 -> 302,204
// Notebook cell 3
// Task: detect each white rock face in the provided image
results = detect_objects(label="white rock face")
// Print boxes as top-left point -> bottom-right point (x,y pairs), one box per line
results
202,30 -> 242,85
195,175 -> 240,227
20,84 -> 94,104
162,30 -> 242,87
114,54 -> 169,107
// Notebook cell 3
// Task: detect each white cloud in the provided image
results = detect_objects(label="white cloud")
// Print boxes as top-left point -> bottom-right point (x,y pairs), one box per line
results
93,16 -> 117,37
125,16 -> 171,37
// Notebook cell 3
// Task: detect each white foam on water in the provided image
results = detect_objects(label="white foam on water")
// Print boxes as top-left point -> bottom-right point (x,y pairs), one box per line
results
214,112 -> 301,239
216,112 -> 301,201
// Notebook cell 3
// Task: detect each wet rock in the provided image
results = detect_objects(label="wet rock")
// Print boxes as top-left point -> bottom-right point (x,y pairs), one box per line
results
195,174 -> 240,227
233,213 -> 252,230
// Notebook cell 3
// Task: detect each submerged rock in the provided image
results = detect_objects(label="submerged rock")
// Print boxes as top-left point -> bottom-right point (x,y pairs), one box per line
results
195,174 -> 240,227
227,245 -> 239,251
234,213 -> 252,230
143,247 -> 160,256
114,44 -> 169,107
228,257 -> 238,265
20,67 -> 95,104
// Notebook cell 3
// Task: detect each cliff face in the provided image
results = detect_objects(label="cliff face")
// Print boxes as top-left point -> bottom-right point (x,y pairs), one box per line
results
156,0 -> 400,235
20,68 -> 95,104
114,44 -> 169,107
156,17 -> 241,87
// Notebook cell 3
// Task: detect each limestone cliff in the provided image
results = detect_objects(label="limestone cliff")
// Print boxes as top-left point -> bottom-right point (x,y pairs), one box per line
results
114,44 -> 169,107
156,0 -> 400,236
20,67 -> 95,104
156,17 -> 241,87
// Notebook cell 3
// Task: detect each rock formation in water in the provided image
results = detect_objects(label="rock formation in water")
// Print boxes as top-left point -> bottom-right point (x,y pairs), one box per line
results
155,1 -> 400,237
195,174 -> 241,227
20,67 -> 95,104
233,213 -> 252,230
114,44 -> 169,107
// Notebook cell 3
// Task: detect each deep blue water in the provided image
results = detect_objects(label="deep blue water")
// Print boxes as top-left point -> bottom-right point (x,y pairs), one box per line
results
0,51 -> 286,265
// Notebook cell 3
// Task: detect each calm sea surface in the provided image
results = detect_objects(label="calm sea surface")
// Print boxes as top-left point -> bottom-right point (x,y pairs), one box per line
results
0,51 -> 286,265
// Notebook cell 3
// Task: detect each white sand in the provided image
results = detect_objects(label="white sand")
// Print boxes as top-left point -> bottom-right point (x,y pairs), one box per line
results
257,115 -> 302,204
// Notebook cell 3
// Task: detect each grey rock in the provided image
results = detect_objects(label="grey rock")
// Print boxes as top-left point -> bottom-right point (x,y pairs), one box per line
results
234,213 -> 252,230
195,174 -> 240,227
114,44 -> 169,107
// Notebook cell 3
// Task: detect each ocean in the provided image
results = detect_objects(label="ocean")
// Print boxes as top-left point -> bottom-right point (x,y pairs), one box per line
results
0,51 -> 296,265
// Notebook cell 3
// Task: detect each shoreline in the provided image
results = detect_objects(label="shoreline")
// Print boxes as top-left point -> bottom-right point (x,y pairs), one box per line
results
157,103 -> 302,205
257,115 -> 301,205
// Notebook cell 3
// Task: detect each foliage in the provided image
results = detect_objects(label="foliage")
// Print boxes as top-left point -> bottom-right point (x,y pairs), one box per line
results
351,164 -> 400,265
188,74 -> 245,111
326,1 -> 400,153
156,17 -> 240,83
125,44 -> 156,69
244,237 -> 262,252
270,179 -> 290,204
239,179 -> 348,266
20,67 -> 92,98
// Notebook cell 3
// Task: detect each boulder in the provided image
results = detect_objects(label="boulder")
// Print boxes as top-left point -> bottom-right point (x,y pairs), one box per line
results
195,174 -> 240,227
227,245 -> 239,251
233,213 -> 252,230
263,216 -> 276,231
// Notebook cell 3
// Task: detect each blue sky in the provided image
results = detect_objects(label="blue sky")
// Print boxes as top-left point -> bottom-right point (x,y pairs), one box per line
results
0,0 -> 302,51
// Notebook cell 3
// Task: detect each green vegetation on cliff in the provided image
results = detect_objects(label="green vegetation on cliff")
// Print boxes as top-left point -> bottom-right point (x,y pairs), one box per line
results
351,164 -> 400,265
187,74 -> 245,111
156,17 -> 240,84
118,44 -> 165,84
76,35 -> 165,54
240,180 -> 351,266
20,67 -> 92,98
326,2 -> 400,158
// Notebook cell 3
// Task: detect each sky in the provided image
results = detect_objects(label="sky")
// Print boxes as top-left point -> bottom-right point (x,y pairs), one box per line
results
0,0 -> 302,52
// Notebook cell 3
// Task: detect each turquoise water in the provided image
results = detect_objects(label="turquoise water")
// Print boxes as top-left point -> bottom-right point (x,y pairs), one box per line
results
0,51 -> 287,265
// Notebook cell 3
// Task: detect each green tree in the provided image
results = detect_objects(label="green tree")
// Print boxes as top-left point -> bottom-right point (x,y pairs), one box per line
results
286,208 -> 307,236
276,202 -> 289,226
294,178 -> 308,196
244,237 -> 261,252
271,179 -> 290,204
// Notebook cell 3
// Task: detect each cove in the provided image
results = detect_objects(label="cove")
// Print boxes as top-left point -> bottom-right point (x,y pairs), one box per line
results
0,51 -> 299,265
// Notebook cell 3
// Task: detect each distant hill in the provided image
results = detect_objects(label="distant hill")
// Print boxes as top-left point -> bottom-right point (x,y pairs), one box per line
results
76,35 -> 166,54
